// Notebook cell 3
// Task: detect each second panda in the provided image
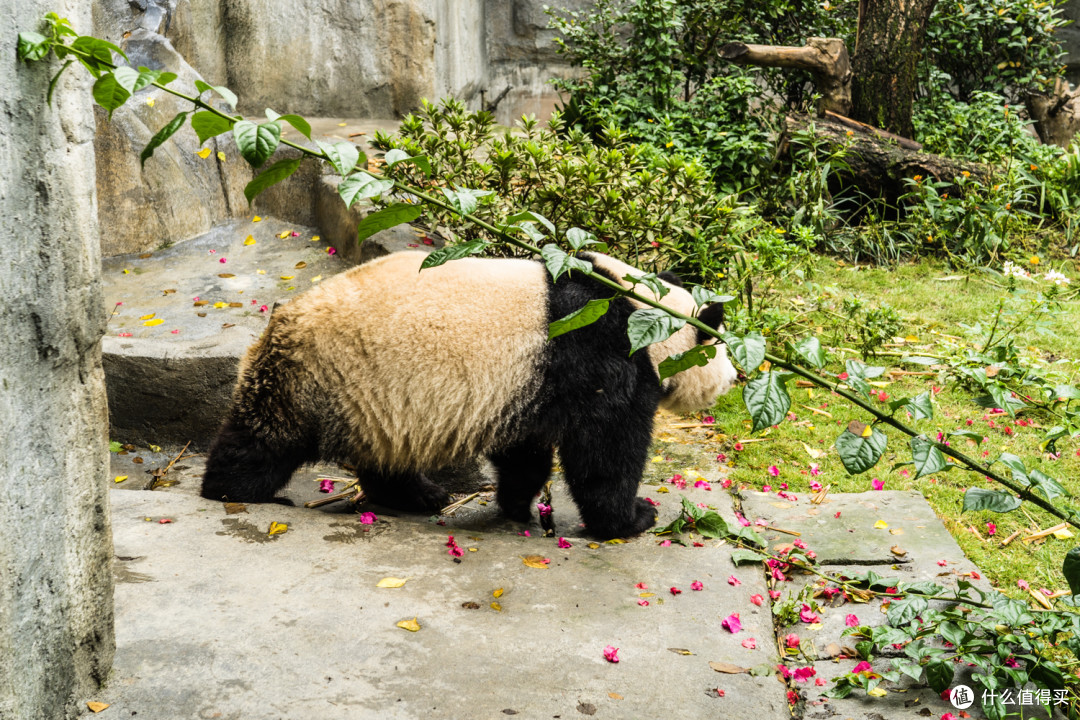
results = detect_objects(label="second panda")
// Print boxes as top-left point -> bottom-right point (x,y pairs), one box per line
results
201,251 -> 738,539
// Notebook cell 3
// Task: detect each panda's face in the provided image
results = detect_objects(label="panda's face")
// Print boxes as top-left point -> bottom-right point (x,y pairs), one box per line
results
585,254 -> 739,413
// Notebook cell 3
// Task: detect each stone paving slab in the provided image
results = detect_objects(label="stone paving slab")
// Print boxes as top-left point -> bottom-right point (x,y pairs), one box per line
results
98,483 -> 788,719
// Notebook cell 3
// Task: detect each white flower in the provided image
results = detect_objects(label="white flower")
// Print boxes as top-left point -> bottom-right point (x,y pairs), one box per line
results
1044,270 -> 1071,286
1002,261 -> 1032,280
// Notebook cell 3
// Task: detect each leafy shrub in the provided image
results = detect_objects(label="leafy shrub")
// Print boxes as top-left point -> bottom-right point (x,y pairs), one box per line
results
372,98 -> 765,282
921,0 -> 1068,103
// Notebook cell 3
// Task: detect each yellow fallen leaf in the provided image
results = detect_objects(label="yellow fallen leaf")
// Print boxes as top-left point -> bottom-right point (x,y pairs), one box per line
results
143,318 -> 164,327
280,275 -> 294,280
801,442 -> 825,459
376,577 -> 408,588
139,313 -> 155,320
468,547 -> 478,552
396,617 -> 420,632
311,235 -> 321,242
868,687 -> 888,697
890,545 -> 907,557
114,475 -> 128,483
638,592 -> 655,598
145,98 -> 155,107
310,275 -> 322,283
522,555 -> 550,569
808,622 -> 823,631
651,455 -> 663,463
493,588 -> 504,598
217,151 -> 226,162
196,147 -> 212,159
490,601 -> 502,611
905,335 -> 919,342
295,261 -> 307,268
606,538 -> 627,544
874,520 -> 888,529
609,693 -> 623,700
256,269 -> 266,275
889,528 -> 904,535
213,302 -> 227,309
252,216 -> 262,222
587,542 -> 600,549
1054,528 -> 1074,540
861,424 -> 873,438
244,235 -> 256,245
278,231 -> 291,239
122,269 -> 130,274
656,486 -> 669,493
149,445 -> 160,452
87,701 -> 110,713
268,521 -> 287,535
669,648 -> 694,655
338,122 -> 347,127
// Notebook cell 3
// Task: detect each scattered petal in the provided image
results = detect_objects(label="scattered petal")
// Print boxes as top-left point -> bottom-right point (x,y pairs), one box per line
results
244,235 -> 256,245
721,613 -> 742,633
522,555 -> 550,569
785,633 -> 800,648
750,594 -> 764,606
845,614 -> 859,627
396,617 -> 421,632
871,478 -> 884,491
319,479 -> 335,493
637,599 -> 649,606
741,638 -> 757,649
799,604 -> 820,623
267,521 -> 287,535
196,147 -> 212,159
603,645 -> 620,663
557,537 -> 572,549
693,580 -> 706,590
359,512 -> 377,524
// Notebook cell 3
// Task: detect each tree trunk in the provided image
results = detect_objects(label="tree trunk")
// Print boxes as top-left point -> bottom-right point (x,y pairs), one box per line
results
1025,77 -> 1080,148
719,38 -> 852,116
850,0 -> 939,137
786,115 -> 989,200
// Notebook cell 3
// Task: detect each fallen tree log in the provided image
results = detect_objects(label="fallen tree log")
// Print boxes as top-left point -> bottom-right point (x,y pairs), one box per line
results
784,114 -> 991,200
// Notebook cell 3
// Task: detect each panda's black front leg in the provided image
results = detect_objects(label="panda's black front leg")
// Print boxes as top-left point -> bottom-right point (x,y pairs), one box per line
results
358,468 -> 451,514
490,437 -> 554,523
558,415 -> 656,540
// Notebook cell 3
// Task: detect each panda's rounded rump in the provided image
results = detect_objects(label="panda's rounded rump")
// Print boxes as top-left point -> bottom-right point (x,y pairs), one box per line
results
281,252 -> 550,469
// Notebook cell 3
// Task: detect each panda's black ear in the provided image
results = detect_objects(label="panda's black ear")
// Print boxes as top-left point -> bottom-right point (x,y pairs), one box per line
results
696,303 -> 726,343
658,270 -> 684,288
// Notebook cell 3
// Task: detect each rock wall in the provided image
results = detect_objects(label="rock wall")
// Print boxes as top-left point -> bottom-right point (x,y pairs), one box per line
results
0,2 -> 115,718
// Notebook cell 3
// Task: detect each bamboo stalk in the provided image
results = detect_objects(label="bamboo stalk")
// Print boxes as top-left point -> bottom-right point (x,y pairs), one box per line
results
1023,523 -> 1069,543
1000,529 -> 1022,547
799,404 -> 833,418
441,492 -> 480,516
764,526 -> 802,537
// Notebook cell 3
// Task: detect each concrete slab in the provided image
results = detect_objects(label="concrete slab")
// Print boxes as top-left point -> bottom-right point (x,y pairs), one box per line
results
97,484 -> 788,719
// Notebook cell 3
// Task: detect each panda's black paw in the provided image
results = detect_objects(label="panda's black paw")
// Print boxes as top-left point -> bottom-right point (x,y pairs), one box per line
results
587,498 -> 658,540
499,502 -> 533,524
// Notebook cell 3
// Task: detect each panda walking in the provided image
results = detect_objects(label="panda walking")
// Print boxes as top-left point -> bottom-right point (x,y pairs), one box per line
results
201,251 -> 737,539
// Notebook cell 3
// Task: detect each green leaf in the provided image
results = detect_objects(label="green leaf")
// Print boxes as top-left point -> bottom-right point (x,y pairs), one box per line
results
962,487 -> 1021,514
419,240 -> 489,270
540,244 -> 592,283
986,383 -> 1025,417
792,336 -> 827,369
566,227 -> 600,251
730,548 -> 766,565
108,440 -> 123,453
845,360 -> 885,379
835,423 -> 887,474
190,111 -> 234,145
243,157 -> 302,205
139,111 -> 188,168
317,140 -> 360,177
264,110 -> 312,139
1054,384 -> 1080,401
658,344 -> 716,382
441,186 -> 493,215
548,298 -> 610,340
743,371 -> 791,433
886,596 -> 928,626
194,80 -> 237,108
112,66 -> 142,93
938,621 -> 965,649
733,526 -> 765,547
900,355 -> 939,366
693,513 -> 729,539
384,148 -> 431,176
904,391 -> 934,420
691,286 -> 735,308
69,36 -> 126,76
623,272 -> 669,299
948,429 -> 984,444
355,202 -> 422,244
92,72 -> 131,118
233,120 -> 281,168
17,31 -> 50,62
626,308 -> 686,356
911,437 -> 949,479
722,331 -> 766,373
925,659 -> 954,694
505,210 -> 555,235
1029,468 -> 1068,502
680,496 -> 704,521
1063,548 -> 1080,597
338,172 -> 394,208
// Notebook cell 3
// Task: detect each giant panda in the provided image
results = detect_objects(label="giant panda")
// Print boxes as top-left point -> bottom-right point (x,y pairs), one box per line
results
201,251 -> 738,539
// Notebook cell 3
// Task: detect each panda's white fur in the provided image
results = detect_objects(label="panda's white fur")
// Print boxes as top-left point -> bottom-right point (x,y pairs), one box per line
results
203,250 -> 738,538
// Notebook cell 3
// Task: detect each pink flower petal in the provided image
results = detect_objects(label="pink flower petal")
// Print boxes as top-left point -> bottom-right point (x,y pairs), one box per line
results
670,586 -> 682,596
637,599 -> 649,607
603,645 -> 619,663
871,478 -> 884,491
557,537 -> 572,549
750,594 -> 764,606
692,581 -> 705,590
725,576 -> 738,587
785,633 -> 800,648
318,479 -> 335,493
358,512 -> 377,525
635,582 -> 648,590
721,613 -> 742,633
741,638 -> 757,649
799,604 -> 820,623
845,614 -> 859,627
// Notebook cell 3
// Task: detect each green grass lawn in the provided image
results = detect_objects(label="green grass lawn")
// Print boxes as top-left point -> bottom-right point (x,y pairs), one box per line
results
702,255 -> 1080,601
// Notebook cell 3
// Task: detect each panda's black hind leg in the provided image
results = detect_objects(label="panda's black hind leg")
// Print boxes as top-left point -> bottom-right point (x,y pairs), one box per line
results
358,468 -> 451,514
201,417 -> 310,503
490,438 -> 554,523
557,412 -> 656,540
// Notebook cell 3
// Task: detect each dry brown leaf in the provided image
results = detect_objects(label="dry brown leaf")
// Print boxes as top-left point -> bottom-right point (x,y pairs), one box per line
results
162,289 -> 176,295
138,252 -> 152,259
708,661 -> 748,674
223,502 -> 247,515
889,528 -> 905,535
376,577 -> 408,588
228,302 -> 243,308
295,261 -> 307,269
890,545 -> 907,558
218,273 -> 235,278
608,693 -> 623,700
461,601 -> 480,609
396,617 -> 421,632
87,702 -> 110,713
668,648 -> 694,655
521,555 -> 550,569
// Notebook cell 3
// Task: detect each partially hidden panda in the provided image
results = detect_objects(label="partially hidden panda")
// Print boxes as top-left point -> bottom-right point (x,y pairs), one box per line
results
201,250 -> 738,539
